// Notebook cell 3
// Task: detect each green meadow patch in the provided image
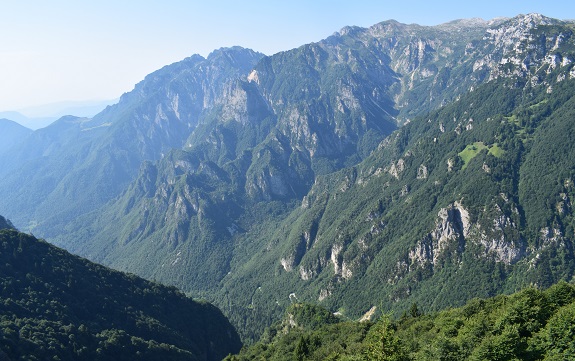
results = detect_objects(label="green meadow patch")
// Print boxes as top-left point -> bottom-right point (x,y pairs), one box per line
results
459,142 -> 505,169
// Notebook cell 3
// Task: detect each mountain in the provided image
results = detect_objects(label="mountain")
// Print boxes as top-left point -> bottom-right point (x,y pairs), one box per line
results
49,15 -> 503,265
0,227 -> 241,360
0,119 -> 32,155
16,98 -> 118,119
0,215 -> 15,230
50,14 -> 575,341
0,111 -> 55,130
0,100 -> 117,130
228,281 -> 575,360
216,74 -> 575,336
0,47 -> 265,236
51,25 -> 418,295
211,14 -> 575,339
3,13 -> 575,344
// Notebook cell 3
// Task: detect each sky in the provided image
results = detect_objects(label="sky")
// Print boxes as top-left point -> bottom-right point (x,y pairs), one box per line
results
0,0 -> 573,114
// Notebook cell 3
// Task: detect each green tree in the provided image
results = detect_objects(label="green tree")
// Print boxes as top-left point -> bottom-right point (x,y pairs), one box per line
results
363,316 -> 408,361
542,302 -> 575,360
294,335 -> 310,361
409,303 -> 421,318
470,326 -> 521,361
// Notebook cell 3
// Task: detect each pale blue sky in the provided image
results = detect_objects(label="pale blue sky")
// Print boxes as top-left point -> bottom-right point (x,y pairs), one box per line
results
0,0 -> 572,112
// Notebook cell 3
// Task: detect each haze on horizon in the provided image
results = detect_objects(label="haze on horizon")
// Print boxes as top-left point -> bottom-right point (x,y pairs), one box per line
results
1,0 -> 573,115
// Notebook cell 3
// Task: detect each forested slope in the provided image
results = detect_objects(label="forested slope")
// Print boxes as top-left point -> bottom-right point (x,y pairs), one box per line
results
215,60 -> 575,340
228,282 -> 575,360
0,228 -> 241,360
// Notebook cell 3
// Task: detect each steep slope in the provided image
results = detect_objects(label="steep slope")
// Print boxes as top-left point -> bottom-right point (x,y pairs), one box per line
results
0,116 -> 108,231
11,14 -> 507,241
54,15 -> 508,284
0,228 -> 241,360
229,282 -> 575,360
0,119 -> 31,155
52,19 -> 426,291
0,47 -> 264,235
213,16 -> 575,340
51,14 -> 575,342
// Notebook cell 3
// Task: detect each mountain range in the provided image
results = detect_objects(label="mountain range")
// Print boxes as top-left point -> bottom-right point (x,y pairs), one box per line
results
0,99 -> 117,130
1,13 -> 575,344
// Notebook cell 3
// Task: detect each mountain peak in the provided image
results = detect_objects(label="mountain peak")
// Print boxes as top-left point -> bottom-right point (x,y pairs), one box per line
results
0,118 -> 33,154
0,215 -> 15,230
207,46 -> 265,72
435,17 -> 493,30
181,53 -> 207,63
207,46 -> 261,58
0,117 -> 31,131
507,12 -> 559,27
337,25 -> 365,37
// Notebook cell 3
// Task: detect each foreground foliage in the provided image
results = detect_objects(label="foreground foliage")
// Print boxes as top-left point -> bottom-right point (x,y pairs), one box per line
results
0,229 -> 241,361
228,282 -> 575,360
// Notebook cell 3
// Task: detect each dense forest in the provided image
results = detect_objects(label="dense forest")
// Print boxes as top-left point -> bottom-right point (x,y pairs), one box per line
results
228,282 -> 575,360
0,228 -> 241,360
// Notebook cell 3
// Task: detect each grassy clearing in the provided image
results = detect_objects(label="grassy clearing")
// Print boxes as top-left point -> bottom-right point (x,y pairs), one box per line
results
488,144 -> 505,158
459,142 -> 487,169
459,142 -> 505,169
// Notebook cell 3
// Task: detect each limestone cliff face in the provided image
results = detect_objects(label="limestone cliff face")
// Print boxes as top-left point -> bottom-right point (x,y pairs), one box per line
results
344,14 -> 572,123
242,38 -> 400,201
405,200 -> 525,276
118,48 -> 266,162
408,202 -> 470,269
0,47 -> 265,237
